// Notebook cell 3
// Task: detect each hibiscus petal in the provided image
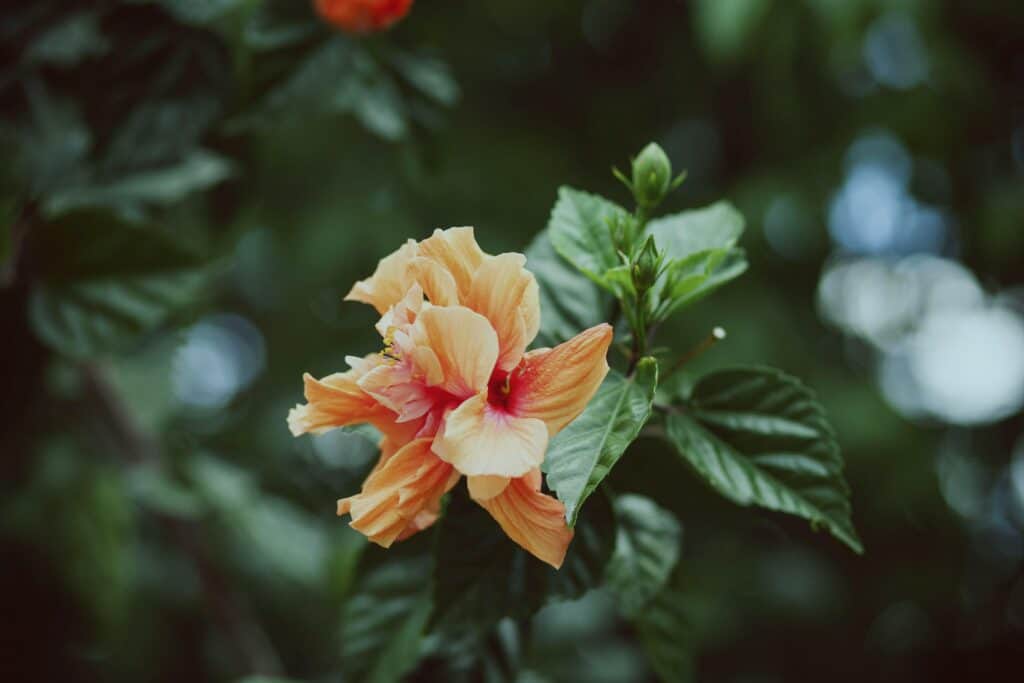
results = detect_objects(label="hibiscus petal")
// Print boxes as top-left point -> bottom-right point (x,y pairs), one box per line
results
411,305 -> 499,398
433,393 -> 548,477
466,474 -> 511,501
475,470 -> 574,569
509,323 -> 613,436
337,438 -> 459,547
409,257 -> 460,306
288,370 -> 388,435
345,239 -> 419,314
467,253 -> 540,372
416,227 -> 485,300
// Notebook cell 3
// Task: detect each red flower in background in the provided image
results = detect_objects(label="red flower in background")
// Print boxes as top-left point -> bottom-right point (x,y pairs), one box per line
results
314,0 -> 413,33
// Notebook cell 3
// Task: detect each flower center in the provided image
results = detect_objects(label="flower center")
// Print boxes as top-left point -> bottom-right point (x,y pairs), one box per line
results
487,371 -> 513,410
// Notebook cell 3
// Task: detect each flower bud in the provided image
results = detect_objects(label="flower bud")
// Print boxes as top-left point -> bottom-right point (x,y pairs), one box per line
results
314,0 -> 413,34
631,142 -> 672,208
632,235 -> 661,292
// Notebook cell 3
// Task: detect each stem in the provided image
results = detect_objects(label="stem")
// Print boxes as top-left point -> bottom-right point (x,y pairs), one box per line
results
663,327 -> 726,380
80,364 -> 285,678
1,203 -> 35,287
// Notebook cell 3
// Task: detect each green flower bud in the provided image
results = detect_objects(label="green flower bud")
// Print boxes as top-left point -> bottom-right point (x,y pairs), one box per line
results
631,142 -> 672,208
632,235 -> 661,292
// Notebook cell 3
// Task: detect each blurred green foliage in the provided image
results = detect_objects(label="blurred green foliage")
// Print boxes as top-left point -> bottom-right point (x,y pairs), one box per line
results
2,1 -> 1023,682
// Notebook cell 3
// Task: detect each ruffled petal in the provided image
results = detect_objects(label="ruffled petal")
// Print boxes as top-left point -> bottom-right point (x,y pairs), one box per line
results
345,239 -> 419,314
337,439 -> 459,547
432,393 -> 548,477
474,469 -> 574,569
409,257 -> 460,306
467,253 -> 540,372
509,323 -> 613,436
287,368 -> 387,436
410,305 -> 499,398
415,227 -> 486,301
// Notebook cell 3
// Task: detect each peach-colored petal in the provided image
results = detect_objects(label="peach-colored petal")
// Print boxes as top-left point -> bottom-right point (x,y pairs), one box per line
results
374,283 -> 423,338
416,227 -> 486,301
509,323 -> 613,436
409,305 -> 499,398
467,475 -> 511,501
409,257 -> 460,306
287,368 -> 387,436
345,239 -> 419,314
467,253 -> 540,372
432,393 -> 548,477
337,438 -> 460,547
475,469 -> 574,569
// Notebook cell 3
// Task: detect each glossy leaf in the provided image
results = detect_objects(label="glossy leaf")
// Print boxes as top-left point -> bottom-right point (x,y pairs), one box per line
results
547,186 -> 629,289
524,230 -> 611,346
636,583 -> 696,683
28,211 -> 210,358
665,367 -> 862,553
646,200 -> 745,260
606,494 -> 682,617
431,484 -> 615,632
544,359 -> 659,526
341,558 -> 432,683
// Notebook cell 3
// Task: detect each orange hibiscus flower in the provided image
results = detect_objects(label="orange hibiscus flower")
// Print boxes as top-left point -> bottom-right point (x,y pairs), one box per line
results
289,228 -> 611,568
313,0 -> 413,34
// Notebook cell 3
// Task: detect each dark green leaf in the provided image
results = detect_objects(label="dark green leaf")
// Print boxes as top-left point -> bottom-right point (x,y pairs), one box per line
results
547,187 -> 629,288
657,247 -> 748,317
388,51 -> 460,107
606,494 -> 682,617
45,149 -> 233,216
664,367 -> 862,553
23,12 -> 110,67
431,485 -> 615,632
545,359 -> 659,526
636,583 -> 696,683
524,230 -> 611,346
28,211 -> 210,358
341,558 -> 432,683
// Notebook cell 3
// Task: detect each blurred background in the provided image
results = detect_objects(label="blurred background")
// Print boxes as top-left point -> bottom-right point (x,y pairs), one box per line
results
2,0 -> 1023,681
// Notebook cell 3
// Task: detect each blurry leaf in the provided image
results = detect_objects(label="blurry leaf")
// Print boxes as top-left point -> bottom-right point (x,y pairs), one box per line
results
103,98 -> 224,172
524,230 -> 611,346
143,0 -> 251,25
431,485 -> 615,632
341,558 -> 432,683
646,201 -> 745,259
388,51 -> 460,107
28,211 -> 211,358
664,367 -> 862,553
23,12 -> 110,67
346,64 -> 408,141
606,494 -> 681,617
45,149 -> 233,216
235,678 -> 303,683
547,187 -> 629,289
636,583 -> 696,683
245,0 -> 322,49
18,80 -> 92,197
544,360 -> 658,526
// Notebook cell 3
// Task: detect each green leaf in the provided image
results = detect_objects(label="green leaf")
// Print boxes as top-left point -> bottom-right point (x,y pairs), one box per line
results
524,230 -> 611,346
646,200 -> 745,261
547,187 -> 629,289
23,12 -> 110,67
431,485 -> 615,632
341,558 -> 432,683
636,583 -> 696,683
388,51 -> 460,107
657,247 -> 748,317
28,211 -> 210,358
606,494 -> 682,617
664,367 -> 862,553
45,149 -> 233,216
144,0 -> 251,25
544,359 -> 659,526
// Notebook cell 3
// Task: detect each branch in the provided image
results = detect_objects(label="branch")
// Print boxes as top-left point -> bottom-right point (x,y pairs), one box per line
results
80,363 -> 285,678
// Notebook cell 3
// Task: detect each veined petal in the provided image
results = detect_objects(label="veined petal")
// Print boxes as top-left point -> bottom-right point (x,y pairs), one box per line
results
467,253 -> 540,372
288,368 -> 387,436
509,323 -> 613,436
374,283 -> 423,338
410,305 -> 499,398
337,439 -> 459,547
416,227 -> 485,301
409,257 -> 460,306
432,393 -> 548,477
475,470 -> 574,569
345,239 -> 419,314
